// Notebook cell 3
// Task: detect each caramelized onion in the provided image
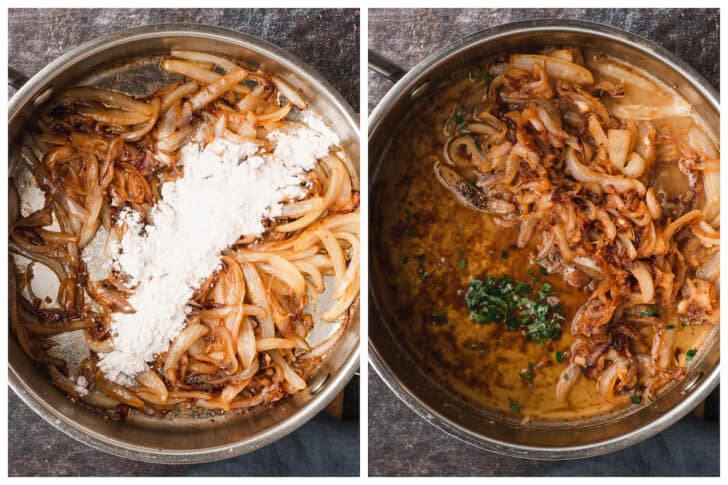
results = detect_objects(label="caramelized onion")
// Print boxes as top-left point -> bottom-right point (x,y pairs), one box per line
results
511,54 -> 594,84
11,50 -> 358,419
564,147 -> 645,195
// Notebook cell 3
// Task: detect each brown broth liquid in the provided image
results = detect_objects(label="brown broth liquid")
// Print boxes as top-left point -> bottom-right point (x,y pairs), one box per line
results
371,55 -> 715,420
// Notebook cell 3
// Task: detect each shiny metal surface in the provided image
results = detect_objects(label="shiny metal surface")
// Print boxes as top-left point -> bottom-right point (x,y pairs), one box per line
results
369,19 -> 719,460
367,49 -> 406,83
9,24 -> 360,464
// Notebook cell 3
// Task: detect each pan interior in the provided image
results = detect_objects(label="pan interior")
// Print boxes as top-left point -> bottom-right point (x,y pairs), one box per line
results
369,25 -> 719,455
9,29 -> 360,462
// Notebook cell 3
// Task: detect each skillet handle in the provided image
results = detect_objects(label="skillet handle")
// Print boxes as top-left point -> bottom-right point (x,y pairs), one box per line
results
9,66 -> 29,90
368,49 -> 406,83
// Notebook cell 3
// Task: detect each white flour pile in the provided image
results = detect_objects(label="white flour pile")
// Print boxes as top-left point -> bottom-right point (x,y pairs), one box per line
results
47,330 -> 90,380
89,114 -> 340,384
15,168 -> 47,217
12,171 -> 60,308
82,226 -> 119,282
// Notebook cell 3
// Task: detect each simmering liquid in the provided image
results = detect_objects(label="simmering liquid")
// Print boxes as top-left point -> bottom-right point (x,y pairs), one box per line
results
371,50 -> 717,420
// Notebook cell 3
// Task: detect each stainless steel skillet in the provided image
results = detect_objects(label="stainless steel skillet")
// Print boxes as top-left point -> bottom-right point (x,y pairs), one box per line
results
9,23 -> 360,464
368,19 -> 719,460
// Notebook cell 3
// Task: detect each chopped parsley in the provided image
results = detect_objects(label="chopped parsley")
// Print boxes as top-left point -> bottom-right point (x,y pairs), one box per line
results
647,396 -> 656,405
537,259 -> 549,275
685,349 -> 697,362
515,282 -> 532,294
555,351 -> 564,363
454,106 -> 467,125
432,311 -> 448,326
501,250 -> 509,259
471,135 -> 482,151
630,395 -> 642,405
415,254 -> 428,281
457,250 -> 467,270
681,320 -> 688,328
639,309 -> 659,318
520,362 -> 535,385
537,282 -> 553,301
468,67 -> 484,82
418,268 -> 429,281
465,275 -> 565,344
401,256 -> 409,264
665,324 -> 675,330
508,398 -> 521,413
454,105 -> 472,133
486,72 -> 497,82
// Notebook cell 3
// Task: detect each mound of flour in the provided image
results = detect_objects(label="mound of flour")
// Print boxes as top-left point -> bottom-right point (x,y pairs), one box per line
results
92,115 -> 339,384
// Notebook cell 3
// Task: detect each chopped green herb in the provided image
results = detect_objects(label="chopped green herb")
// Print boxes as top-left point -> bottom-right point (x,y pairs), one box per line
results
681,320 -> 688,328
470,178 -> 478,186
416,253 -> 426,263
685,349 -> 697,362
630,395 -> 642,405
555,351 -> 564,363
401,256 -> 409,264
515,282 -> 532,294
537,259 -> 549,275
432,311 -> 448,326
537,281 -> 553,300
639,309 -> 659,318
418,269 -> 429,281
471,135 -> 482,151
501,250 -> 509,259
508,398 -> 521,413
562,373 -> 569,381
465,275 -> 564,344
520,362 -> 535,384
665,324 -> 675,330
647,396 -> 656,405
486,72 -> 497,82
457,250 -> 467,270
468,67 -> 484,82
454,106 -> 467,125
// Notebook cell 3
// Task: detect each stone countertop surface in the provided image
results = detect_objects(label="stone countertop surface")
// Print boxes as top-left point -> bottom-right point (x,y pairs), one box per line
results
8,7 -> 359,477
368,8 -> 719,477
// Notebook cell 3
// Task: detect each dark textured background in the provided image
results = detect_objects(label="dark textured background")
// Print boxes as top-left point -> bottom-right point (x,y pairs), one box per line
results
8,8 -> 360,477
368,8 -> 719,477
